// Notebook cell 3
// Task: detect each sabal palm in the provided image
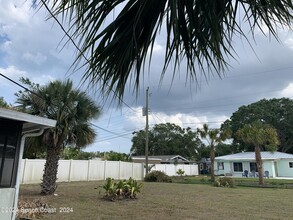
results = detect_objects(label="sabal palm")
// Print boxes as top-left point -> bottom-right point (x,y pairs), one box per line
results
16,79 -> 101,194
197,124 -> 230,182
0,97 -> 9,108
40,0 -> 293,98
236,122 -> 279,185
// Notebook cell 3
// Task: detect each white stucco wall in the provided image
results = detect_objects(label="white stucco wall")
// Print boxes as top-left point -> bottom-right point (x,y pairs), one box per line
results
277,159 -> 293,177
214,161 -> 231,175
215,160 -> 276,178
215,152 -> 293,178
263,161 -> 275,178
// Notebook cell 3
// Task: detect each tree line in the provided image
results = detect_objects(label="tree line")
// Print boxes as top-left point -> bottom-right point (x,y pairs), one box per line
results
131,98 -> 293,158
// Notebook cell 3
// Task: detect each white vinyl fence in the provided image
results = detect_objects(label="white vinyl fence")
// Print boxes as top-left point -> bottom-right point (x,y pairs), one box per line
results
19,159 -> 198,184
151,164 -> 198,176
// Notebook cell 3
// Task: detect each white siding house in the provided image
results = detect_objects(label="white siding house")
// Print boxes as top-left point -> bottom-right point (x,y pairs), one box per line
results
214,151 -> 293,178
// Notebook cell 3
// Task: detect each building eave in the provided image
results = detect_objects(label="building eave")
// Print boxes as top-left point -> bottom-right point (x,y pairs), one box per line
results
0,108 -> 56,132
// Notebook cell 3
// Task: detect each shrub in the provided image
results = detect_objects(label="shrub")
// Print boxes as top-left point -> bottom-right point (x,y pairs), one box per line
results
99,178 -> 143,201
144,171 -> 172,183
176,169 -> 185,176
100,178 -> 117,200
214,177 -> 235,188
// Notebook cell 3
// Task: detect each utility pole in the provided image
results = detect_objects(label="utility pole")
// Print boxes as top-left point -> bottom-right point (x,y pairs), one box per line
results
145,87 -> 149,175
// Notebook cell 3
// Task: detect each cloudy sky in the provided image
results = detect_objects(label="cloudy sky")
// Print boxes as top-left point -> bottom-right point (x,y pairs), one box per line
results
1,1 -> 293,154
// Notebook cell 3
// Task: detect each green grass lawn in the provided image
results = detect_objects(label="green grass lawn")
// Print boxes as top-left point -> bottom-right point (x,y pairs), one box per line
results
19,180 -> 293,220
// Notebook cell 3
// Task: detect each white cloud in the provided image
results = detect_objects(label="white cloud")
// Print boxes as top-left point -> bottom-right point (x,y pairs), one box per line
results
284,37 -> 293,51
153,42 -> 164,54
280,82 -> 293,97
0,40 -> 12,52
22,52 -> 47,65
31,74 -> 55,85
150,112 -> 204,128
0,1 -> 31,26
0,65 -> 27,86
123,107 -> 145,130
0,65 -> 29,103
123,107 -> 228,131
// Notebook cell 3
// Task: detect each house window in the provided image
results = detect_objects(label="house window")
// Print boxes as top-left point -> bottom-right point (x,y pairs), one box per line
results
0,119 -> 22,188
233,162 -> 243,172
289,162 -> 293,168
250,162 -> 258,172
217,162 -> 224,170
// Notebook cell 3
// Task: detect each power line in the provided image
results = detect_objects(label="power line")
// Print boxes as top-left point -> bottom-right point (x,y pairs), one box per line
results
150,112 -> 164,124
180,121 -> 226,125
0,72 -> 133,141
90,123 -> 120,136
148,120 -> 226,127
150,113 -> 157,124
0,73 -> 43,99
95,131 -> 138,143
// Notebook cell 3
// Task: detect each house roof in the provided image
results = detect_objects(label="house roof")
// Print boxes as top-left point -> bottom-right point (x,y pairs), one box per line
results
215,151 -> 293,161
132,155 -> 190,162
0,108 -> 56,133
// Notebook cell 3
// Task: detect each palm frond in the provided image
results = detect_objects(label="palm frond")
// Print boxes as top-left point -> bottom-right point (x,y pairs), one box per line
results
40,0 -> 293,98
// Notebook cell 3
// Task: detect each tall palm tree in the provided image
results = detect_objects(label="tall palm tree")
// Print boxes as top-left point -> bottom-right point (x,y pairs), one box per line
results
39,0 -> 293,98
236,122 -> 279,185
197,124 -> 230,182
16,79 -> 101,194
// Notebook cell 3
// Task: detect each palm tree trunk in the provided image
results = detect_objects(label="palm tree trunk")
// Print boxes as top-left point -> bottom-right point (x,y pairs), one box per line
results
41,145 -> 61,195
210,144 -> 215,182
255,146 -> 264,185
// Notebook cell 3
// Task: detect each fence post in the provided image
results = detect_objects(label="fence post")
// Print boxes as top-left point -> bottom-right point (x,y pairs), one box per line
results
174,164 -> 177,176
68,159 -> 73,182
189,164 -> 191,176
104,160 -> 107,180
141,163 -> 145,180
21,158 -> 27,184
87,160 -> 91,181
118,161 -> 121,180
132,162 -> 134,178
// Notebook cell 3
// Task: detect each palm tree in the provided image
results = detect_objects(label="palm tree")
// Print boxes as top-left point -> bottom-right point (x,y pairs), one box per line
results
39,0 -> 293,98
0,97 -> 9,108
16,79 -> 101,194
236,122 -> 279,185
197,124 -> 230,182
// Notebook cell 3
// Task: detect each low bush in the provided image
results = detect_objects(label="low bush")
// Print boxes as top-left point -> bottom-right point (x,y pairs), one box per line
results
214,177 -> 235,188
176,169 -> 185,176
99,178 -> 143,201
144,171 -> 172,183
